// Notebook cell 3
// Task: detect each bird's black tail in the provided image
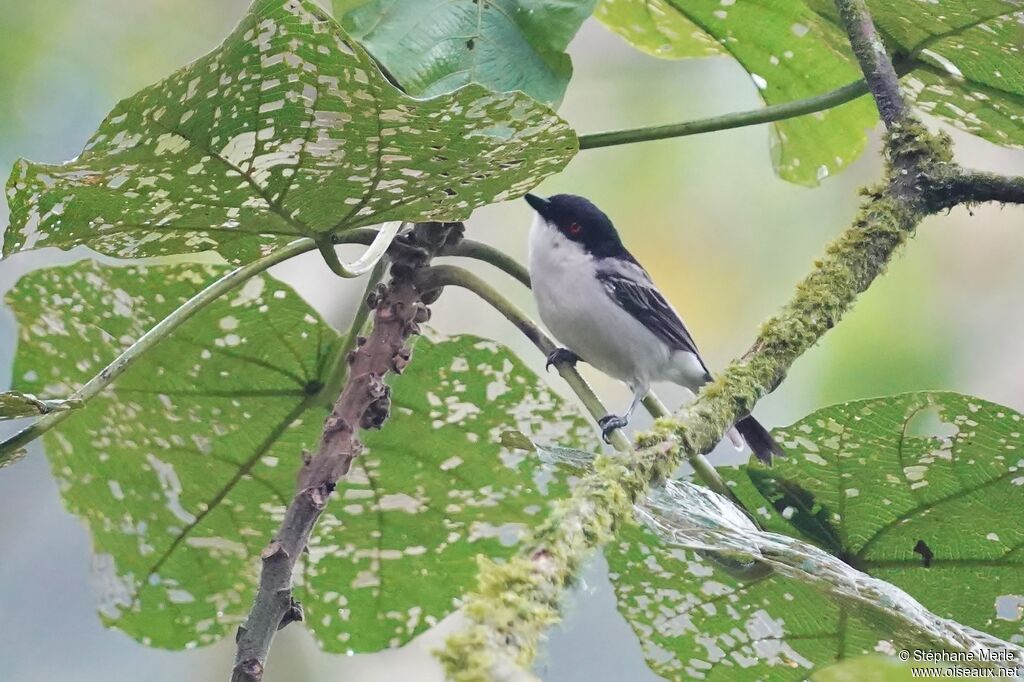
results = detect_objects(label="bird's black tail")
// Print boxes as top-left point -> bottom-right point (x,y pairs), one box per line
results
735,415 -> 785,464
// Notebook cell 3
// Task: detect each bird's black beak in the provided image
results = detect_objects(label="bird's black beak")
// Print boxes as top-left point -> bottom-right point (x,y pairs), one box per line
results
524,193 -> 551,219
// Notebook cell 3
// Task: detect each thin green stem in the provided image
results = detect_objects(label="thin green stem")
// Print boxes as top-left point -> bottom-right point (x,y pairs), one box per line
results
316,221 -> 402,277
417,264 -> 632,453
442,239 -> 531,287
0,230 -> 383,464
578,79 -> 871,150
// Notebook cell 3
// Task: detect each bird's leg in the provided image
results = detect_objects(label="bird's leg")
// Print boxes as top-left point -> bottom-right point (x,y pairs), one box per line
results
598,386 -> 647,444
545,347 -> 580,372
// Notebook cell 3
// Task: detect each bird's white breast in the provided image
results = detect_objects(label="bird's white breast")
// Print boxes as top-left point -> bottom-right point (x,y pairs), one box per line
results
528,216 -> 675,387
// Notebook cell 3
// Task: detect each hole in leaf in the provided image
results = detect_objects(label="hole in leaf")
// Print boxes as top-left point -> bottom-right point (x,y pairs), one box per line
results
995,594 -> 1024,622
904,405 -> 958,440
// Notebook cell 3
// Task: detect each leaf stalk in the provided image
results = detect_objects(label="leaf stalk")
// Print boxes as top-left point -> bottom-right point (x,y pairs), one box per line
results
315,221 -> 403,278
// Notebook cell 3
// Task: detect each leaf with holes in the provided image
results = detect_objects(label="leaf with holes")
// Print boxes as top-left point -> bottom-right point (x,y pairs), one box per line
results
606,518 -> 939,680
9,261 -> 340,648
730,392 -> 1024,641
598,0 -> 1024,183
807,0 -> 1024,152
606,392 -> 1024,678
594,0 -> 723,59
7,261 -> 596,650
307,335 -> 597,651
595,0 -> 877,185
334,0 -> 598,107
4,0 -> 577,264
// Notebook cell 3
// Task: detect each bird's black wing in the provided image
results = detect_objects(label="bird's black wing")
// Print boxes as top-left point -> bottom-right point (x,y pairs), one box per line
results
596,262 -> 710,373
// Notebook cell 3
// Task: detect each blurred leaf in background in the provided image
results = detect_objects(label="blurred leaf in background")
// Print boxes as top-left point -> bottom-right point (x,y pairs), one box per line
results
334,0 -> 599,107
0,1 -> 250,170
595,0 -> 877,186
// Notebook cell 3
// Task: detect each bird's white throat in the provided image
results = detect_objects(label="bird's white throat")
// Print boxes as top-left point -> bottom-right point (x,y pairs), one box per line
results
528,213 -> 591,274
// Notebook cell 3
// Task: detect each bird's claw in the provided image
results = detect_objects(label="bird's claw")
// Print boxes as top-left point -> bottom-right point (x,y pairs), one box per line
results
545,347 -> 579,372
598,414 -> 628,444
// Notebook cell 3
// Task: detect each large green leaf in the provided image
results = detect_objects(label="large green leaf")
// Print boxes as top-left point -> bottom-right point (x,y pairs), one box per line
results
9,261 -> 340,648
334,0 -> 598,107
4,0 -> 577,264
606,518 -> 935,680
307,335 -> 597,651
594,0 -> 723,59
606,392 -> 1024,679
596,0 -> 877,186
7,261 -> 596,651
737,392 -> 1024,641
805,0 -> 1024,149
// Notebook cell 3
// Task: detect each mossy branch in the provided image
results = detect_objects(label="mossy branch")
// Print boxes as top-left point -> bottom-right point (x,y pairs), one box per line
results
438,125 -> 935,678
436,2 -> 1024,677
924,169 -> 1024,211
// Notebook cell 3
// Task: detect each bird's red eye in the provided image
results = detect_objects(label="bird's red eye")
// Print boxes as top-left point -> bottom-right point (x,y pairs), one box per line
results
568,223 -> 582,236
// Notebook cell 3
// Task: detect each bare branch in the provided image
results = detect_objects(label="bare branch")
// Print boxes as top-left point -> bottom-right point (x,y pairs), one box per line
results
578,78 -> 872,150
231,222 -> 461,682
441,239 -> 532,288
834,0 -> 909,126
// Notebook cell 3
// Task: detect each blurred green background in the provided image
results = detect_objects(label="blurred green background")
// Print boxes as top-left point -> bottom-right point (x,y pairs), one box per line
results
1,1 -> 1022,680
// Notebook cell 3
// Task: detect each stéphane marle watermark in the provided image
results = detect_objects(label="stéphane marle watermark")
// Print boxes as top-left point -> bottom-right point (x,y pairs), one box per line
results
899,648 -> 1023,678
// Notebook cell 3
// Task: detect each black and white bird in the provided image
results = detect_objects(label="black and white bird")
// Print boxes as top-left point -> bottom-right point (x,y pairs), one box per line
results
525,192 -> 783,463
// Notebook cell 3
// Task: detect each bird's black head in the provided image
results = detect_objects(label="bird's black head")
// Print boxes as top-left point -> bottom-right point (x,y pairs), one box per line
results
524,193 -> 625,258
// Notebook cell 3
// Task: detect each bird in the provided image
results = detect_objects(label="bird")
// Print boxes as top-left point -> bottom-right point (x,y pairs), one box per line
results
524,192 -> 783,463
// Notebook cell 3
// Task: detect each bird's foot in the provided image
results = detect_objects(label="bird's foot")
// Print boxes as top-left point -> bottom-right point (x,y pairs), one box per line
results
598,414 -> 628,444
545,347 -> 579,372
